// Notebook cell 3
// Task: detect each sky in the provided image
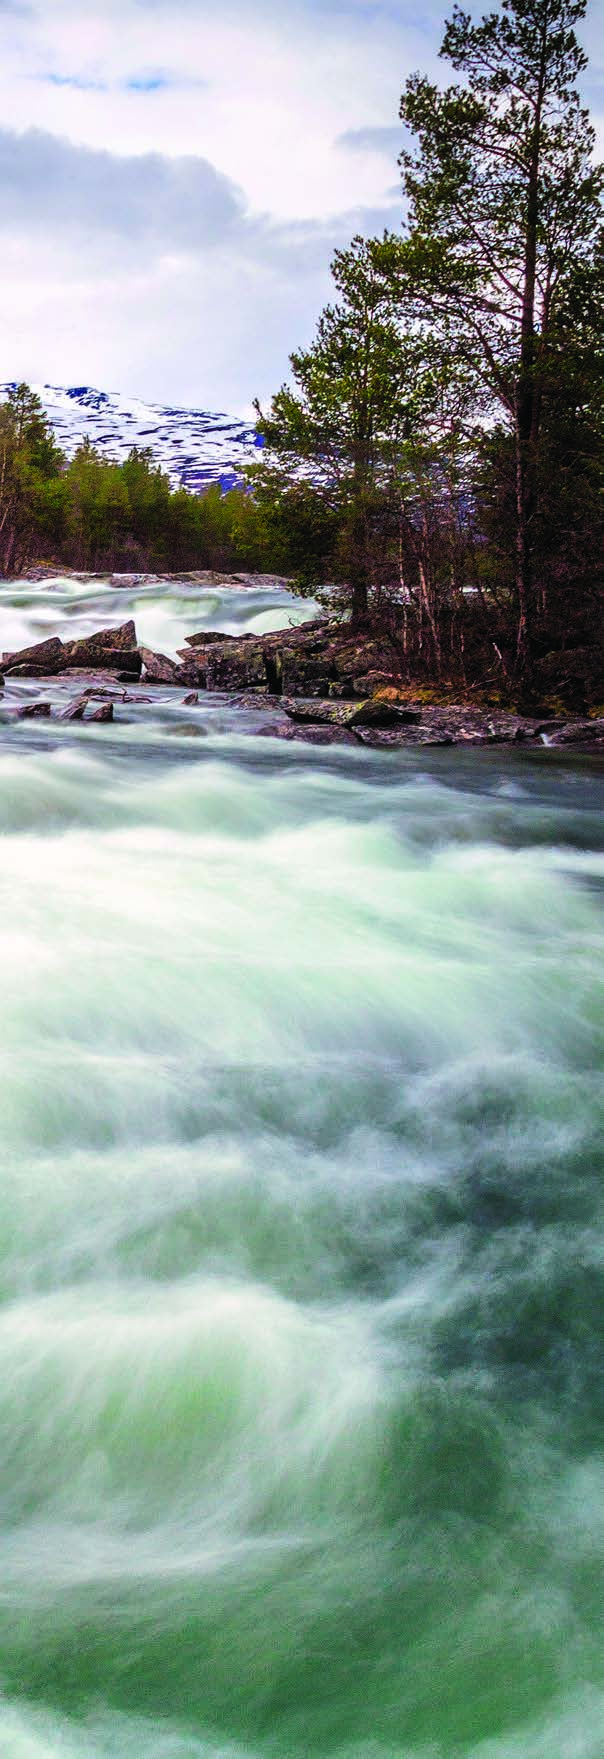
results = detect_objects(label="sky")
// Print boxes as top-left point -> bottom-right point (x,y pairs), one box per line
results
0,0 -> 602,414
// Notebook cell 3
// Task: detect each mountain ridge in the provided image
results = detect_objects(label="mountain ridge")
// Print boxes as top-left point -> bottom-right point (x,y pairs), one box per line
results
0,382 -> 262,493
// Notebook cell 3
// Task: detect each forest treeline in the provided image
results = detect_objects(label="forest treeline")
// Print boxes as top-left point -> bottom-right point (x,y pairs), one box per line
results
1,0 -> 602,687
0,392 -> 274,580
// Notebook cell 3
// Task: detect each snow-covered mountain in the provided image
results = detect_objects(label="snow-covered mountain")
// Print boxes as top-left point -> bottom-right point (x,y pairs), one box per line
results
0,383 -> 263,492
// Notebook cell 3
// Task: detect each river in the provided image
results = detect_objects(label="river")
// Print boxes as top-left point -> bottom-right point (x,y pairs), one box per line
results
0,576 -> 603,1758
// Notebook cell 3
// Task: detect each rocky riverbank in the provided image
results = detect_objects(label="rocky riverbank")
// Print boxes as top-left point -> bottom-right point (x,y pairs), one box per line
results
1,614 -> 603,749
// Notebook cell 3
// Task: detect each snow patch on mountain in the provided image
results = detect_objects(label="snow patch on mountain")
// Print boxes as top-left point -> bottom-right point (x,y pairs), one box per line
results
0,383 -> 263,493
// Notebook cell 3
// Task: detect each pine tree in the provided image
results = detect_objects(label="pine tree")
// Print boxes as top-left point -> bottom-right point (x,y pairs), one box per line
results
387,0 -> 603,667
255,237 -> 410,620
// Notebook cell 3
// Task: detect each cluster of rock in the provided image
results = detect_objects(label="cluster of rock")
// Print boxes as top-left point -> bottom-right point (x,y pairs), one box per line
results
21,568 -> 291,589
174,620 -> 403,697
1,616 -> 602,748
1,621 -> 141,680
273,697 -> 604,749
0,616 -> 411,697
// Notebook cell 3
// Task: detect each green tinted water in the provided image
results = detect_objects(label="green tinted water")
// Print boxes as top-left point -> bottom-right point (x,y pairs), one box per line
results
0,583 -> 603,1757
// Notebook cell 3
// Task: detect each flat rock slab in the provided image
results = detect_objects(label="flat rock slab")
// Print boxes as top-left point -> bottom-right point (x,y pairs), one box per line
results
283,698 -> 422,729
263,723 -> 358,747
545,720 -> 604,747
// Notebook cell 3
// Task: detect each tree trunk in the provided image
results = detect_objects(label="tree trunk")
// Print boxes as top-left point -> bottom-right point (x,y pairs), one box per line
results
348,490 -> 369,623
513,12 -> 548,674
514,415 -> 531,674
418,556 -> 442,676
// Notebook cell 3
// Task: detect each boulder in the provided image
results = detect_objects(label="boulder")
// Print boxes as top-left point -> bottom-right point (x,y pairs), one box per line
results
280,648 -> 332,696
282,698 -> 354,727
329,637 -> 400,694
65,622 -> 140,674
267,722 -> 358,746
18,701 -> 52,719
81,686 -> 124,700
348,700 -> 422,729
139,646 -> 181,683
68,646 -> 141,675
174,618 -> 401,701
283,696 -> 422,730
87,703 -> 114,723
69,619 -> 136,655
3,637 -> 65,676
182,692 -> 199,705
175,651 -> 208,687
205,640 -> 267,692
58,697 -> 88,721
546,717 -> 604,746
166,722 -> 207,738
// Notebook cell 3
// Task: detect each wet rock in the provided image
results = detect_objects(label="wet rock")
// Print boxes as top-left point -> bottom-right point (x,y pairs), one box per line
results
283,698 -> 355,727
139,646 -> 181,684
348,700 -> 422,729
87,703 -> 114,723
65,622 -> 141,674
354,727 -> 454,748
205,640 -> 268,692
3,637 -> 65,676
183,630 -> 252,648
175,652 -> 208,687
68,648 -> 142,675
267,722 -> 358,746
58,697 -> 88,720
546,718 -> 604,746
533,720 -> 571,735
70,619 -> 136,655
166,722 -> 207,738
283,696 -> 422,730
81,686 -> 125,700
279,649 -> 332,697
230,693 -> 283,710
173,619 -> 403,701
182,692 -> 199,705
18,701 -> 52,719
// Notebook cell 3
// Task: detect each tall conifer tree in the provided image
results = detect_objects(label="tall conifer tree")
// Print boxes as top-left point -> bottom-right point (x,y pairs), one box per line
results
388,0 -> 603,665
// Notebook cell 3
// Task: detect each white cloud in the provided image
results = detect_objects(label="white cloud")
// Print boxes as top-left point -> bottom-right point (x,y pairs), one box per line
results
0,0 -> 601,411
0,127 -> 245,246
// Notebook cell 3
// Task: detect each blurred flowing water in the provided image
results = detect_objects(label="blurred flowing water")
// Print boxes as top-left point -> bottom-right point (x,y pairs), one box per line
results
0,572 -> 320,661
0,579 -> 603,1757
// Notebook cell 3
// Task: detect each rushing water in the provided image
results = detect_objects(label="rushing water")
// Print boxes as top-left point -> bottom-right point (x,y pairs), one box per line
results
0,579 -> 603,1758
0,572 -> 319,663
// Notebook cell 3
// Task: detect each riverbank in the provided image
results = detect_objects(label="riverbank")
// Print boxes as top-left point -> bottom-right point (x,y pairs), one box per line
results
1,597 -> 602,749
